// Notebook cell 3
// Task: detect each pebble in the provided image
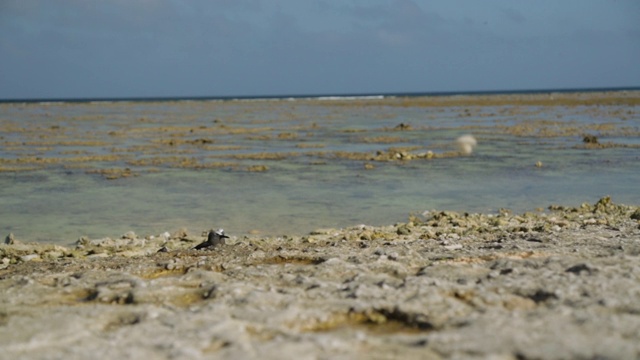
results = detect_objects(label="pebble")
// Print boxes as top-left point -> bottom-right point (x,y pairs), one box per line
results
20,254 -> 41,262
44,251 -> 65,260
87,253 -> 110,259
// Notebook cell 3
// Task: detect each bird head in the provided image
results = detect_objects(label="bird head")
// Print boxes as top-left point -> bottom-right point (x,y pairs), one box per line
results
213,228 -> 230,238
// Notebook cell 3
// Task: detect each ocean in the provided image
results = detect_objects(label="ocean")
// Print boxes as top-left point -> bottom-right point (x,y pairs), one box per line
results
1,89 -> 639,245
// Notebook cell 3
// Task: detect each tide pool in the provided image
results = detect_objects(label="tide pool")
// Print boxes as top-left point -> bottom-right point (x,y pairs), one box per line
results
1,92 -> 638,244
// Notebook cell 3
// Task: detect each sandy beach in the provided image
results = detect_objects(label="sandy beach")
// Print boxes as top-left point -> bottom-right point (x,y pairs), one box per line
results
2,196 -> 639,359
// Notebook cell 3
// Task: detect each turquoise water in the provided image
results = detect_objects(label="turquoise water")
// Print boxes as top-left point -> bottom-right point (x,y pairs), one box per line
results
1,96 -> 639,245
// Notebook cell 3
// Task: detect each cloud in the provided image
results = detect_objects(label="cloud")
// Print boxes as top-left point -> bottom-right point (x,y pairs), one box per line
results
1,0 -> 638,98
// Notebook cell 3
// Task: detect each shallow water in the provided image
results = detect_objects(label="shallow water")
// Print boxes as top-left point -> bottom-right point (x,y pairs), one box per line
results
1,94 -> 639,245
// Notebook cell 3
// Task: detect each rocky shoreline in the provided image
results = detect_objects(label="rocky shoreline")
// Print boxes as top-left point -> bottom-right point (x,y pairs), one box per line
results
2,197 -> 640,359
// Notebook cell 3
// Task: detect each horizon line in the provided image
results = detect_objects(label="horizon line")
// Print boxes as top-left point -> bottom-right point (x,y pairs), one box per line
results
1,86 -> 639,104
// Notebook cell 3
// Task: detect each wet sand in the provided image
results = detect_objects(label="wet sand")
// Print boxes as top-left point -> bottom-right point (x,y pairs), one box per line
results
1,197 -> 640,359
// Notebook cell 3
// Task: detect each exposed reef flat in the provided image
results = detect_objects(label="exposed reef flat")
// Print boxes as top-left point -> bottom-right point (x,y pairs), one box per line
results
2,91 -> 639,178
2,197 -> 640,359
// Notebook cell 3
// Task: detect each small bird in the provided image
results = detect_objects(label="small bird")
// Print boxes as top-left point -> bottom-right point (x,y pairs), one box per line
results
194,228 -> 229,250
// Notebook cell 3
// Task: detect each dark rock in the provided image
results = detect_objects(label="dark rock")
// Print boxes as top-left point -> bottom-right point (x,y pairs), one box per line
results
4,233 -> 15,245
566,263 -> 596,275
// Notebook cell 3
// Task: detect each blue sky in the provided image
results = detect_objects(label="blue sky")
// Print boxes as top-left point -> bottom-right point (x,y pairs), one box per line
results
1,0 -> 638,99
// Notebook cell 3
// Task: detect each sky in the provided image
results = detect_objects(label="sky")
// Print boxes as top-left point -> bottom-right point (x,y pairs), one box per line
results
1,0 -> 639,99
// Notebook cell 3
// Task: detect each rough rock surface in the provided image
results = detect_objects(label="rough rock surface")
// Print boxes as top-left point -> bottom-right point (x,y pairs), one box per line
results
1,197 -> 639,359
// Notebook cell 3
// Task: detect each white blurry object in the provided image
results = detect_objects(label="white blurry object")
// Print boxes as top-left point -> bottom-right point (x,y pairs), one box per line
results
455,135 -> 477,155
